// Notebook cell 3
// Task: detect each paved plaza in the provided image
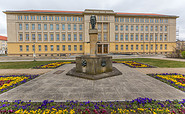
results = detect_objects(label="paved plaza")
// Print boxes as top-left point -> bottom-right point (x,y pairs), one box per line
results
0,64 -> 184,102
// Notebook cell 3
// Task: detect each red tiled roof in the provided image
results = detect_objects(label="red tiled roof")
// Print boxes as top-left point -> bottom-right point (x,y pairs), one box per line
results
0,36 -> 7,41
116,12 -> 166,16
18,10 -> 83,14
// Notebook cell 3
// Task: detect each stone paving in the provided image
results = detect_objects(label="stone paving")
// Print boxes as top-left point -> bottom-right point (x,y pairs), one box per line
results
0,64 -> 184,102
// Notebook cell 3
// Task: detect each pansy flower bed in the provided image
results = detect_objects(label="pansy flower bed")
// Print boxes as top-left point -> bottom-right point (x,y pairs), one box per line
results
0,97 -> 185,113
149,73 -> 185,92
0,74 -> 39,94
33,62 -> 74,69
113,61 -> 155,68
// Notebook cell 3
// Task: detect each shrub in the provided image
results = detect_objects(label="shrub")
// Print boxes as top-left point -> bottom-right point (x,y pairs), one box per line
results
181,51 -> 185,58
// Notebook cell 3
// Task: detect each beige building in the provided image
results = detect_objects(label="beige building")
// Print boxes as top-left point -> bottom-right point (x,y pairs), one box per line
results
3,9 -> 178,56
0,35 -> 7,54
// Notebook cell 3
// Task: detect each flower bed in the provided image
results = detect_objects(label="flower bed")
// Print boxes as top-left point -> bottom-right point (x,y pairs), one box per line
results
148,73 -> 185,92
113,61 -> 155,68
0,97 -> 184,113
0,74 -> 39,94
33,62 -> 74,69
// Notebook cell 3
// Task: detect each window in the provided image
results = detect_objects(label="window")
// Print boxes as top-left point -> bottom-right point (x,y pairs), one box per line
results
155,19 -> 159,23
149,35 -> 153,41
145,18 -> 149,23
126,25 -> 128,31
125,18 -> 129,22
145,26 -> 148,31
32,34 -> 35,40
150,19 -> 154,23
19,34 -> 23,41
80,45 -> 82,51
156,44 -> 158,50
38,45 -> 41,51
155,34 -> 158,41
50,34 -> 54,41
62,24 -> 65,30
164,19 -> 168,23
74,34 -> 77,41
146,44 -> 148,50
160,26 -> 163,31
135,18 -> 139,22
160,19 -> 163,23
141,26 -> 143,31
79,34 -> 82,41
126,45 -> 128,50
115,17 -> 119,22
38,34 -> 41,41
140,18 -> 144,23
19,45 -> 22,51
130,18 -> 134,22
44,34 -> 47,41
68,45 -> 71,51
120,34 -> 123,40
160,44 -> 163,50
141,35 -> 143,40
131,45 -> 133,50
56,34 -> 59,41
55,16 -> 59,21
115,25 -> 118,31
98,33 -> 101,41
38,24 -> 41,30
115,34 -> 118,41
26,45 -> 29,51
32,24 -> 35,30
120,25 -> 123,31
79,25 -> 82,30
68,24 -> 71,30
136,45 -> 138,50
50,45 -> 54,51
160,35 -> 163,41
115,45 -> 118,50
98,24 -> 101,30
141,45 -> 143,50
62,45 -> 65,51
136,26 -> 138,31
44,24 -> 47,30
104,33 -> 107,41
155,26 -> 158,31
56,24 -> 59,30
32,45 -> 35,51
126,34 -> 128,40
50,24 -> 53,30
61,16 -> 65,21
165,44 -> 167,50
103,24 -> 107,30
45,45 -> 47,51
145,34 -> 148,41
62,34 -> 65,41
131,34 -> 133,41
151,26 -> 153,31
131,26 -> 133,31
165,35 -> 167,40
151,45 -> 153,50
165,26 -> 167,31
67,17 -> 71,21
68,34 -> 71,41
19,24 -> 22,30
136,35 -> 138,41
121,45 -> 123,50
26,34 -> 29,41
74,24 -> 76,30
74,45 -> 77,51
26,24 -> 29,30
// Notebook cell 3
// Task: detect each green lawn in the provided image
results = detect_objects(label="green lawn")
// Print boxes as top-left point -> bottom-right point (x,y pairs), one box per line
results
0,60 -> 74,69
113,58 -> 185,68
0,58 -> 184,69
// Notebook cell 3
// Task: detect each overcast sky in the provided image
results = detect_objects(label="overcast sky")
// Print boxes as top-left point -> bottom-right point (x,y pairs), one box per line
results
0,0 -> 185,40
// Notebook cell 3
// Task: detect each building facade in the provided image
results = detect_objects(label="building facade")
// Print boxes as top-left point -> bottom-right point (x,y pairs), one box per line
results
0,36 -> 7,54
3,9 -> 178,56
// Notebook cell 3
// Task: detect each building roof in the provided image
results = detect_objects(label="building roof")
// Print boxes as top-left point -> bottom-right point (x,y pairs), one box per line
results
3,9 -> 179,18
0,36 -> 7,41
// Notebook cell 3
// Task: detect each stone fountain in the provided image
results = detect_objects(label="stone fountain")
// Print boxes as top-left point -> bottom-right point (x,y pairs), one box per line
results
66,15 -> 122,80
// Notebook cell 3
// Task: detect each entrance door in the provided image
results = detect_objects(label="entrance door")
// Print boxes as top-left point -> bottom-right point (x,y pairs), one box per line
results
98,45 -> 102,54
104,44 -> 108,53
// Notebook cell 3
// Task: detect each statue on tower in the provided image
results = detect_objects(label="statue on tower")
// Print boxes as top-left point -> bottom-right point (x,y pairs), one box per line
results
90,15 -> 96,29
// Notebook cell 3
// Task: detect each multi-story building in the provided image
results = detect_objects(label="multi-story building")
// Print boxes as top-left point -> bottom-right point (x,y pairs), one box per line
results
3,9 -> 178,56
0,35 -> 7,54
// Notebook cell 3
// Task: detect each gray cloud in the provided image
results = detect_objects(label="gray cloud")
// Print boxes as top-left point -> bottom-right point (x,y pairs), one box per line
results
0,0 -> 185,40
